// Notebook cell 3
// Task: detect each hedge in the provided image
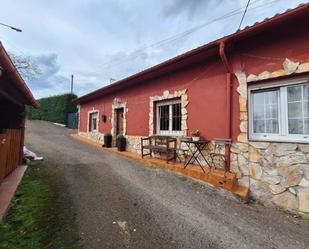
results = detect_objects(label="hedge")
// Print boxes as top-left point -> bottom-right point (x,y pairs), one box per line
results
26,93 -> 78,124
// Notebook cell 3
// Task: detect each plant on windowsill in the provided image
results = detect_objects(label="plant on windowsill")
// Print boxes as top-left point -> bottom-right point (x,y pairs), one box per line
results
116,134 -> 126,151
103,133 -> 112,148
191,129 -> 200,141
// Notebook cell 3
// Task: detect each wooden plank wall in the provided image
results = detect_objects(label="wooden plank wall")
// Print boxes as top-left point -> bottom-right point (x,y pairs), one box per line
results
0,129 -> 23,183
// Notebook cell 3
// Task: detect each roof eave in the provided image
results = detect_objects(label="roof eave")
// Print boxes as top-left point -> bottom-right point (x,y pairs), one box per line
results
0,42 -> 39,108
74,3 -> 309,104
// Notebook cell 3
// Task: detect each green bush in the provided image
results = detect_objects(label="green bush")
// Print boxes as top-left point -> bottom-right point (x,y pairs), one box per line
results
26,93 -> 77,124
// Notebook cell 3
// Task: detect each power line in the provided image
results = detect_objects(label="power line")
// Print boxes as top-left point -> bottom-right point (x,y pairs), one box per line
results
238,0 -> 251,31
97,0 -> 264,69
96,0 -> 280,72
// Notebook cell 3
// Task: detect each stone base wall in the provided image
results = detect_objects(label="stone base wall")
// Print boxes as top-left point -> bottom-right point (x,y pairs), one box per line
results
79,131 -> 104,144
78,132 -> 142,154
126,135 -> 143,154
231,141 -> 309,213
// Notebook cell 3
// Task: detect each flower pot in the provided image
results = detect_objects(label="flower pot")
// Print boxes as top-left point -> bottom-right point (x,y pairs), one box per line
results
116,136 -> 126,151
192,136 -> 200,141
104,133 -> 112,148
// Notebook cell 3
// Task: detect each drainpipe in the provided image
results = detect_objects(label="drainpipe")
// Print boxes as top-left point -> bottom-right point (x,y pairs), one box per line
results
219,40 -> 232,172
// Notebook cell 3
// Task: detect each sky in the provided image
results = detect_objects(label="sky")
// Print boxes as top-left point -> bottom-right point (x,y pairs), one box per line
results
0,0 -> 308,99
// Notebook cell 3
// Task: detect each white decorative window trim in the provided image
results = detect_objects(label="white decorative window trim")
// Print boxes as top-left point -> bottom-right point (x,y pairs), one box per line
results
156,99 -> 182,136
248,76 -> 309,143
111,97 -> 127,137
149,89 -> 188,136
87,109 -> 99,132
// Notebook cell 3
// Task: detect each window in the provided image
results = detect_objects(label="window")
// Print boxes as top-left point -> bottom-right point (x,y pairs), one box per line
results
89,112 -> 98,132
156,99 -> 182,135
249,80 -> 309,142
287,85 -> 309,135
252,90 -> 279,134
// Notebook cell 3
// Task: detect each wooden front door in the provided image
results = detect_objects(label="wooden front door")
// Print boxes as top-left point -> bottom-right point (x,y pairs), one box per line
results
116,108 -> 124,135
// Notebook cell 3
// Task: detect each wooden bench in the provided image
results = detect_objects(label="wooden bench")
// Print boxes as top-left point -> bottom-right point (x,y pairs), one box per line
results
141,136 -> 177,163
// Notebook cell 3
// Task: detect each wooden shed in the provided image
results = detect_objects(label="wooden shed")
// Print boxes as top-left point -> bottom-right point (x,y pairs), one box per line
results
0,42 -> 38,183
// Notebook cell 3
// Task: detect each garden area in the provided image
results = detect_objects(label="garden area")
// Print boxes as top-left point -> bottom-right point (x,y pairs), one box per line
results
0,161 -> 80,249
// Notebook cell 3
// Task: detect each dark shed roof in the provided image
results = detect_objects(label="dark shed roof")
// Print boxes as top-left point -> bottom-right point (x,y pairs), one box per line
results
0,42 -> 38,108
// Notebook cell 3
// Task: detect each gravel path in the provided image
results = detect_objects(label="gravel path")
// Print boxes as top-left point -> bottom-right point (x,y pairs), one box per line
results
25,120 -> 309,249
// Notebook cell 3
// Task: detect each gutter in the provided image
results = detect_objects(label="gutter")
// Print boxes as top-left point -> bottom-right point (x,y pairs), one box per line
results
0,42 -> 38,108
219,40 -> 233,172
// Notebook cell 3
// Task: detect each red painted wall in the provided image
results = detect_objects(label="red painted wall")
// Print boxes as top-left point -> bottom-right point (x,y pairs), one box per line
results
80,57 -> 233,140
79,15 -> 309,142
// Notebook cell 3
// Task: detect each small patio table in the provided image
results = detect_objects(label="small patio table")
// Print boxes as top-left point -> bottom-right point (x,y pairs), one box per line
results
181,139 -> 210,173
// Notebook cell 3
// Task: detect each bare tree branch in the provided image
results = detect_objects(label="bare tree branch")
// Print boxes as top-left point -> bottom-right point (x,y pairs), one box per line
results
8,52 -> 41,81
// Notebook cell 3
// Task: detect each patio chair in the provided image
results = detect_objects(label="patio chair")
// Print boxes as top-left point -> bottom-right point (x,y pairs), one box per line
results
209,138 -> 232,172
174,138 -> 189,164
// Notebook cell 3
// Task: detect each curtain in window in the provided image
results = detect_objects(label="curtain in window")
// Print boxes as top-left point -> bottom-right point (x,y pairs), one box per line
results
252,90 -> 279,134
287,85 -> 309,134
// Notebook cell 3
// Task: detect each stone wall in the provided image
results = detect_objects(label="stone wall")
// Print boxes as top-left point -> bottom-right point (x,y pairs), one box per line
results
79,131 -> 104,144
231,58 -> 309,213
126,135 -> 143,154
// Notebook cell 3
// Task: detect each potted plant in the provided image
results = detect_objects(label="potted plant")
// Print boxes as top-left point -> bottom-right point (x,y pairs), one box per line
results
103,133 -> 112,148
191,129 -> 200,141
116,134 -> 126,151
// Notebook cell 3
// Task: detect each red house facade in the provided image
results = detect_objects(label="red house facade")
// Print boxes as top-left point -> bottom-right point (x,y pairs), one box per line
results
74,5 -> 309,213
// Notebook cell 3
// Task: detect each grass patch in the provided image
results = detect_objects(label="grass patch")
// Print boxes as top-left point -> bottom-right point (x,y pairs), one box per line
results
179,176 -> 188,182
0,161 -> 80,249
292,212 -> 309,220
276,206 -> 285,213
255,199 -> 265,206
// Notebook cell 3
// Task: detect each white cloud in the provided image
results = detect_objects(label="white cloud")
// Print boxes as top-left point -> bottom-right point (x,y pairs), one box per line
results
0,0 -> 307,99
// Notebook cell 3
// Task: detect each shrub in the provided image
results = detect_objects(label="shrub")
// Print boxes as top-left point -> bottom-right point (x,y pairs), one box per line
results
26,93 -> 77,124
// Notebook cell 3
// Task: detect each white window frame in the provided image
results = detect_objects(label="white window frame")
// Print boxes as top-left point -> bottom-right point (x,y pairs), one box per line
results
248,76 -> 309,143
156,99 -> 183,136
89,112 -> 98,132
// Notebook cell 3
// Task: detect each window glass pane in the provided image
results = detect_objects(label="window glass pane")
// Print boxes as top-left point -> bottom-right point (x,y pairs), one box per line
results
252,90 -> 279,134
266,119 -> 279,134
172,103 -> 181,131
266,105 -> 278,119
287,85 -> 302,102
253,93 -> 264,105
304,101 -> 309,118
265,91 -> 277,104
253,120 -> 265,133
305,118 -> 309,134
287,84 -> 309,135
288,102 -> 302,118
92,118 -> 97,130
253,104 -> 264,120
304,85 -> 309,101
288,118 -> 303,134
159,105 -> 169,131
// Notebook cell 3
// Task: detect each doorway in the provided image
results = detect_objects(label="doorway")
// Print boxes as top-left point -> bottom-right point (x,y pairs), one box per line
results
116,108 -> 124,135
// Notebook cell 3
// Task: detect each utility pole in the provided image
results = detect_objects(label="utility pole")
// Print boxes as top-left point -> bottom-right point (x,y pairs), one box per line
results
70,74 -> 74,94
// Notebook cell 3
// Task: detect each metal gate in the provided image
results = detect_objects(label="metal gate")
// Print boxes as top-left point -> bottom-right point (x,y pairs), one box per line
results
66,112 -> 78,129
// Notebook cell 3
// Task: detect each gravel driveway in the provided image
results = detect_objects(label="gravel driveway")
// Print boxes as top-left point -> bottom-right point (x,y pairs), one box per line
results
25,120 -> 309,249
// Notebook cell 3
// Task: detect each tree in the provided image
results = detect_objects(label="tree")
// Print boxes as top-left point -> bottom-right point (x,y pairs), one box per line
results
8,52 -> 40,81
